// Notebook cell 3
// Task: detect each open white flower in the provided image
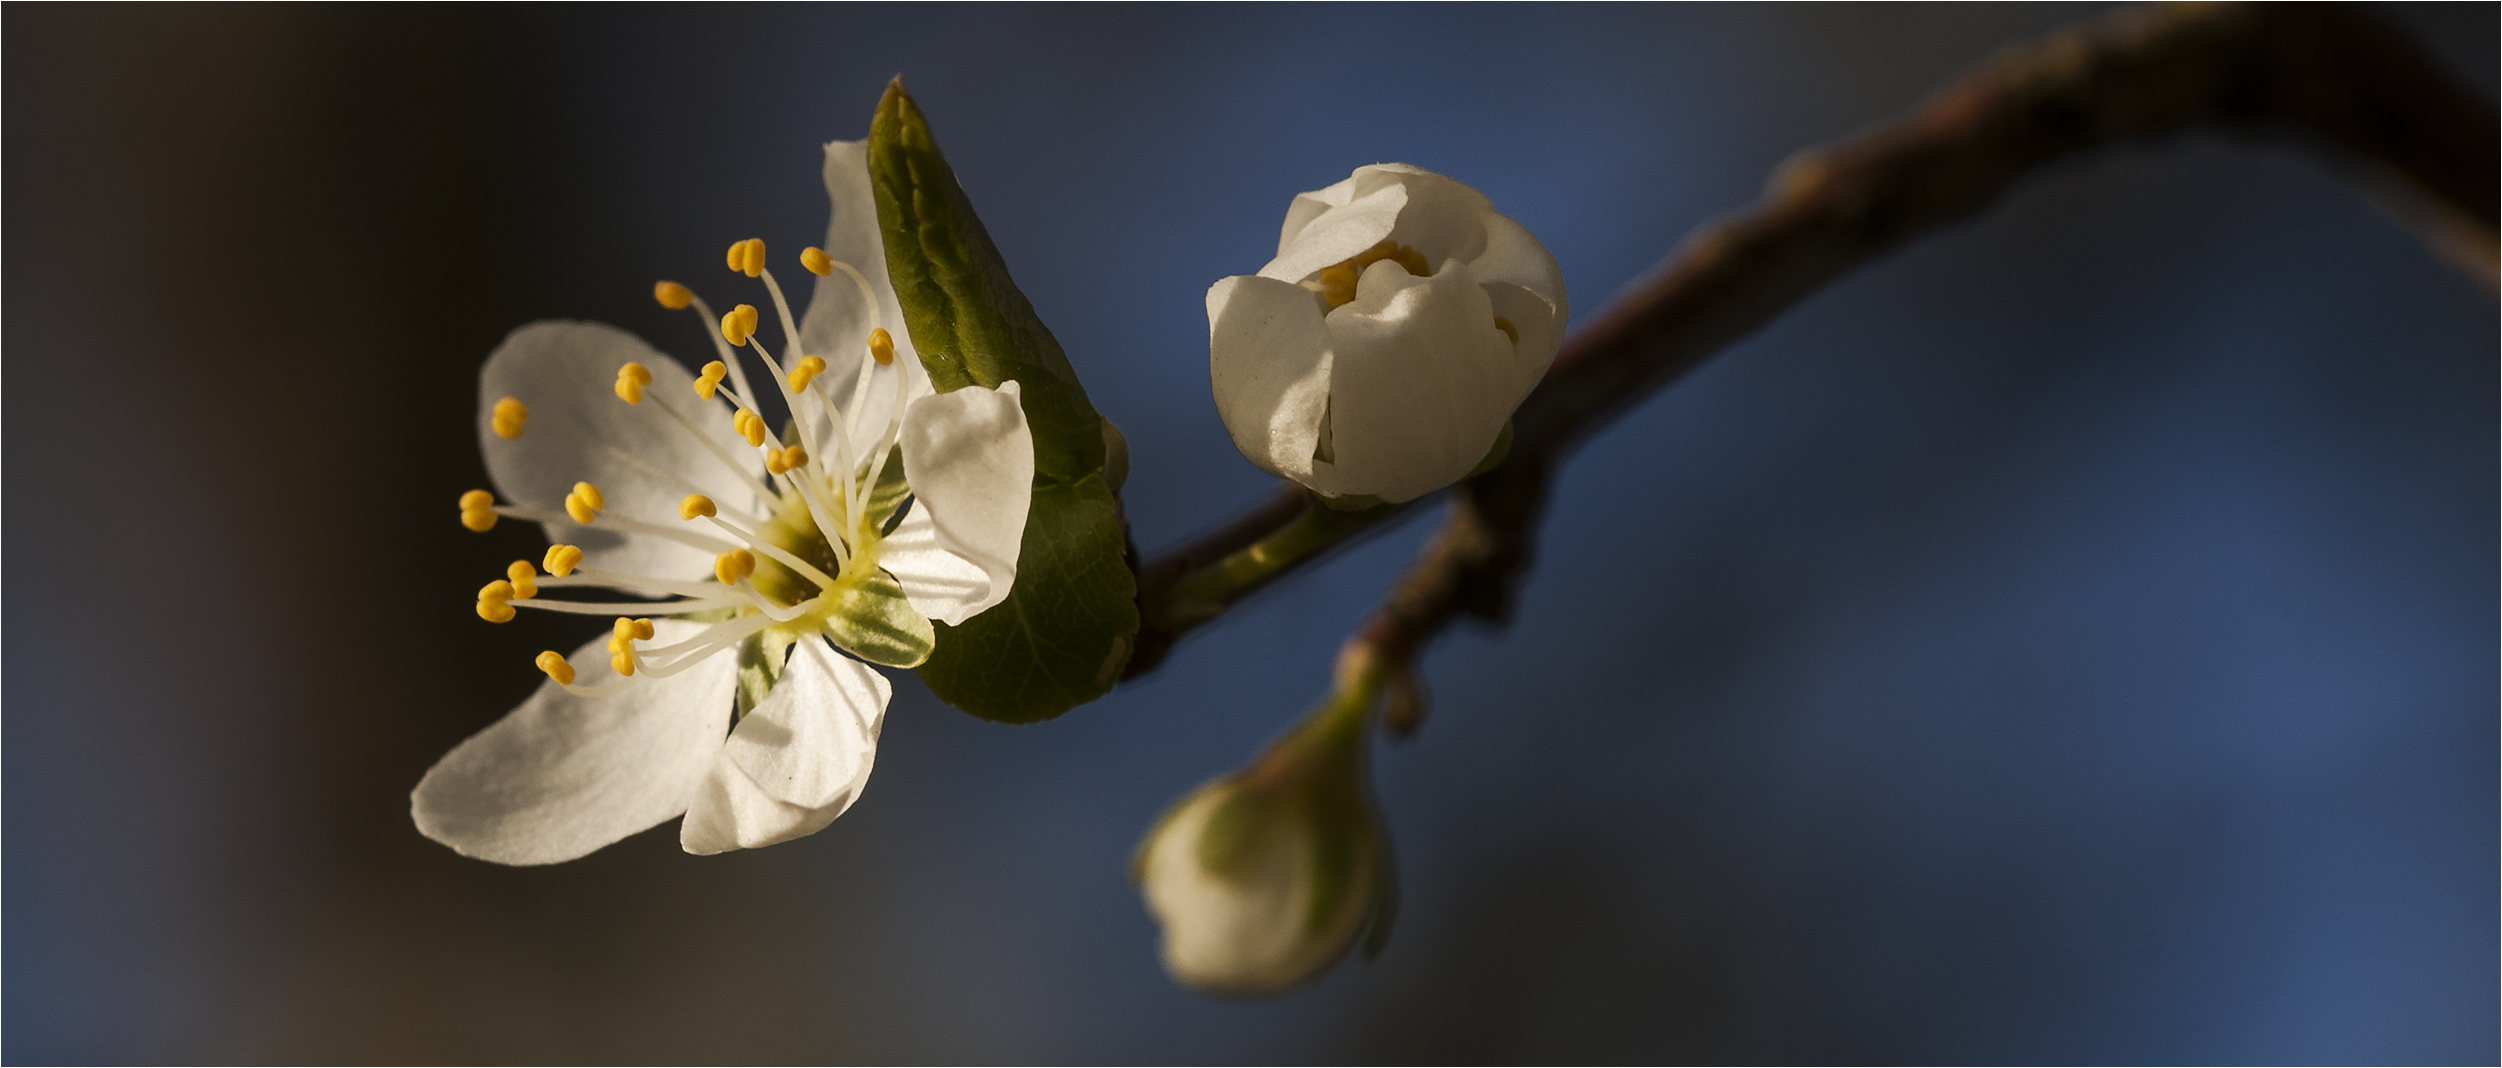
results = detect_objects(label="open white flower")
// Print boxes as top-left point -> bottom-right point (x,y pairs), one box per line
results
1207,163 -> 1568,504
412,139 -> 1033,865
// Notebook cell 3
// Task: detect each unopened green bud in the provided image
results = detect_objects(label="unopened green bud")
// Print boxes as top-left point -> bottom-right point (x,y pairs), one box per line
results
1133,686 -> 1392,996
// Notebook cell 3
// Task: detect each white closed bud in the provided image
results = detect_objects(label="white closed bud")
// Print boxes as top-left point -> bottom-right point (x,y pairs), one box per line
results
1134,694 -> 1392,997
1207,163 -> 1568,504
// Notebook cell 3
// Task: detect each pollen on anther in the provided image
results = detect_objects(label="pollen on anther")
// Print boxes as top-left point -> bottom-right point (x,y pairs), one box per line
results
535,650 -> 576,686
654,281 -> 695,310
715,548 -> 756,585
459,489 -> 498,532
788,354 -> 827,392
573,482 -> 605,510
732,409 -> 767,448
800,247 -> 835,276
679,494 -> 718,520
614,362 -> 654,405
543,544 -> 583,577
506,560 -> 539,599
726,238 -> 766,278
721,304 -> 760,347
564,481 -> 605,526
868,327 -> 895,366
633,618 -> 655,640
490,397 -> 529,439
695,361 -> 728,400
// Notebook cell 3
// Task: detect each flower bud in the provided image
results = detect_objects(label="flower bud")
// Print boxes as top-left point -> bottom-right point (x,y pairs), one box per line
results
1207,163 -> 1568,504
1134,690 -> 1391,996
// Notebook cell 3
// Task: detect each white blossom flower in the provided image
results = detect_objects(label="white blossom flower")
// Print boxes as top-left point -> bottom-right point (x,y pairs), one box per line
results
1135,695 -> 1389,996
1207,163 -> 1567,504
412,140 -> 1033,865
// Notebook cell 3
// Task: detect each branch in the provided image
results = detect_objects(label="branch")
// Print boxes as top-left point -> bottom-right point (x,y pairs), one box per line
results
1124,2 -> 2497,685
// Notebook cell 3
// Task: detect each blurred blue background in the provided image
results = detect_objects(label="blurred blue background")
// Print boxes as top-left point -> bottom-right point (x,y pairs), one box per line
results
6,4 -> 2493,1061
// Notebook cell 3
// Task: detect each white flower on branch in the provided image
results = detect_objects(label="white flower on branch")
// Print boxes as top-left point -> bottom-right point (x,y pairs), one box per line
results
1207,164 -> 1568,504
411,140 -> 1033,865
1135,689 -> 1391,996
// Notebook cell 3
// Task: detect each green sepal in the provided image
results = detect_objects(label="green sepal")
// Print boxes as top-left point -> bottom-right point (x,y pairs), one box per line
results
863,450 -> 910,534
868,80 -> 1106,485
731,630 -> 792,723
823,569 -> 936,668
917,473 -> 1138,722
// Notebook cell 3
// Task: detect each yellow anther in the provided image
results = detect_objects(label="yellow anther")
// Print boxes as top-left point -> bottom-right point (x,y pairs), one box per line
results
788,354 -> 827,392
765,447 -> 789,475
654,280 -> 694,310
715,548 -> 756,585
679,494 -> 718,520
733,409 -> 766,447
725,238 -> 766,278
460,489 -> 494,511
535,650 -> 576,686
490,397 -> 529,439
564,496 -> 596,525
721,303 -> 759,346
633,618 -> 655,640
476,579 -> 516,623
505,560 -> 539,599
611,651 -> 637,677
612,616 -> 638,642
542,543 -> 583,577
1315,239 -> 1433,309
1317,264 -> 1359,307
1493,316 -> 1519,344
781,444 -> 808,471
868,327 -> 895,366
572,481 -> 605,511
800,246 -> 835,276
615,362 -> 653,404
695,361 -> 728,400
458,489 -> 498,532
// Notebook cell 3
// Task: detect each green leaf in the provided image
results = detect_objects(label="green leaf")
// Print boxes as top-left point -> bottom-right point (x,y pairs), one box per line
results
868,79 -> 1140,720
868,79 -> 1106,485
823,569 -> 936,669
917,473 -> 1138,722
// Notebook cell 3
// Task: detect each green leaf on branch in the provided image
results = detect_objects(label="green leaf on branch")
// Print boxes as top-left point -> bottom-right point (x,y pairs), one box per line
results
868,78 -> 1138,721
869,79 -> 1106,484
918,474 -> 1138,723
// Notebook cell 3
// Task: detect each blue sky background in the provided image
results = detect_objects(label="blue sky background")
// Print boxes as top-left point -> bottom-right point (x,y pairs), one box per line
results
6,4 -> 2494,1061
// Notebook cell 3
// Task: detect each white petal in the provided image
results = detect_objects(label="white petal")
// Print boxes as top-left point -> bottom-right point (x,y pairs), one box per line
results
1361,164 -> 1493,267
724,635 -> 886,810
1467,208 -> 1567,313
411,619 -> 737,866
1482,281 -> 1563,410
681,636 -> 886,855
1257,181 -> 1405,284
1275,171 -> 1362,255
1142,785 -> 1377,996
1317,260 -> 1519,502
797,139 -> 934,449
1206,274 -> 1333,484
887,380 -> 1033,626
479,321 -> 764,577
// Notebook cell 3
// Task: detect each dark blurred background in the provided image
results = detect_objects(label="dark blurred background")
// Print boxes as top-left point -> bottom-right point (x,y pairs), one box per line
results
6,3 -> 2494,1062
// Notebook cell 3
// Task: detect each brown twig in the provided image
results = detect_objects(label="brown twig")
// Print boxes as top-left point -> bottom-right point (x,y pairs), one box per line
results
1123,2 -> 2498,690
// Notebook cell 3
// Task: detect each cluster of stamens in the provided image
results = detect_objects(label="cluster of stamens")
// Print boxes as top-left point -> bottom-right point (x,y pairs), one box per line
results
458,234 -> 917,698
1308,236 -> 1518,345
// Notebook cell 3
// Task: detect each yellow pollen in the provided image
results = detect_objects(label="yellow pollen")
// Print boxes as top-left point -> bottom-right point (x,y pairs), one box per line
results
564,481 -> 605,525
476,579 -> 517,623
733,409 -> 767,448
679,494 -> 718,520
715,548 -> 756,585
726,238 -> 766,278
490,397 -> 529,440
611,651 -> 637,677
695,361 -> 728,400
505,560 -> 539,599
721,303 -> 760,347
543,543 -> 583,576
1315,238 -> 1433,309
613,361 -> 653,405
458,489 -> 498,532
788,354 -> 827,392
535,650 -> 576,686
634,618 -> 655,640
654,281 -> 694,310
868,327 -> 895,366
1493,316 -> 1518,344
800,246 -> 835,276
610,616 -> 637,647
782,444 -> 808,470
